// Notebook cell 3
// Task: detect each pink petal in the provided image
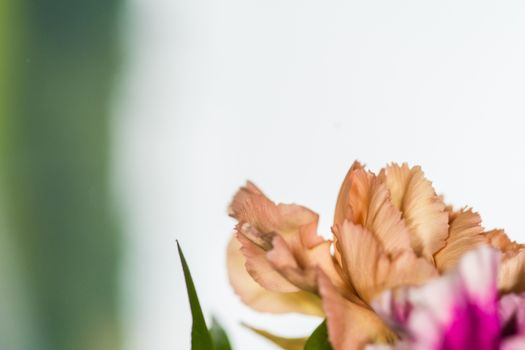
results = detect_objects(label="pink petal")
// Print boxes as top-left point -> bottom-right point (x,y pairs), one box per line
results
373,246 -> 502,350
499,292 -> 525,336
501,336 -> 525,350
457,245 -> 499,307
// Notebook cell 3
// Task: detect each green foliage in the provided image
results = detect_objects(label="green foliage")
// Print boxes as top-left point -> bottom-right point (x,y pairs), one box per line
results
178,241 -> 234,350
304,320 -> 333,350
209,317 -> 232,350
177,241 -> 215,349
177,242 -> 333,350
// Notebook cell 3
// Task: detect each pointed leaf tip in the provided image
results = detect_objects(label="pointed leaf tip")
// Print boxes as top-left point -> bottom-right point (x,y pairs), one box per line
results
209,317 -> 232,350
177,242 -> 215,349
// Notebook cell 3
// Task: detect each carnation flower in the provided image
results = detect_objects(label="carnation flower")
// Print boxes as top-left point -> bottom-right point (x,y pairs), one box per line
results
226,162 -> 525,349
371,246 -> 525,350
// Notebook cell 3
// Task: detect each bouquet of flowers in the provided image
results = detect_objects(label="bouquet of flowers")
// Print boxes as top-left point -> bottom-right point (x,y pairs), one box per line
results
178,162 -> 525,350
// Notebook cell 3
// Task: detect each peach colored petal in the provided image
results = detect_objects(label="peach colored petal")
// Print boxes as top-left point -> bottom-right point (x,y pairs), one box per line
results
334,161 -> 364,226
228,182 -> 276,236
229,181 -> 346,298
226,236 -> 324,316
229,181 -> 323,258
366,181 -> 412,255
266,235 -> 316,292
434,209 -> 484,272
485,229 -> 524,253
229,181 -> 318,241
303,240 -> 347,289
334,166 -> 411,255
378,163 -> 411,210
297,212 -> 326,248
333,161 -> 363,268
267,235 -> 345,293
499,248 -> 525,294
318,270 -> 396,350
229,181 -> 332,288
347,167 -> 373,224
484,230 -> 525,293
334,221 -> 436,304
236,232 -> 298,293
379,163 -> 448,260
334,221 -> 387,303
381,251 -> 438,292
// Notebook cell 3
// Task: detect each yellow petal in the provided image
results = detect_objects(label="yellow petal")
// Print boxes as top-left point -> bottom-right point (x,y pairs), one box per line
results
242,323 -> 306,350
379,163 -> 448,260
226,236 -> 324,316
434,209 -> 484,272
317,270 -> 396,350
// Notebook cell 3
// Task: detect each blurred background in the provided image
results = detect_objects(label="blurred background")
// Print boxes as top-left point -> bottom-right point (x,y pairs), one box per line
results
2,0 -> 525,349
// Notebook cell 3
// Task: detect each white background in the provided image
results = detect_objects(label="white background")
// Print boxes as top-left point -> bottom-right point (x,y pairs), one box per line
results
113,1 -> 525,349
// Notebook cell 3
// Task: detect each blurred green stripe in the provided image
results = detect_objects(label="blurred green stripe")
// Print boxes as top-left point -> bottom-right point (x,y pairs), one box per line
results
0,1 -> 123,349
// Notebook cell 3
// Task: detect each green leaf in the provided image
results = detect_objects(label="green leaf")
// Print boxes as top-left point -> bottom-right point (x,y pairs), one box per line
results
304,320 -> 333,350
242,323 -> 306,350
209,317 -> 232,350
177,241 -> 215,350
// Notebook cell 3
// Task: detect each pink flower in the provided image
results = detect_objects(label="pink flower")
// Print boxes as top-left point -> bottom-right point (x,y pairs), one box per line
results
372,246 -> 525,350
